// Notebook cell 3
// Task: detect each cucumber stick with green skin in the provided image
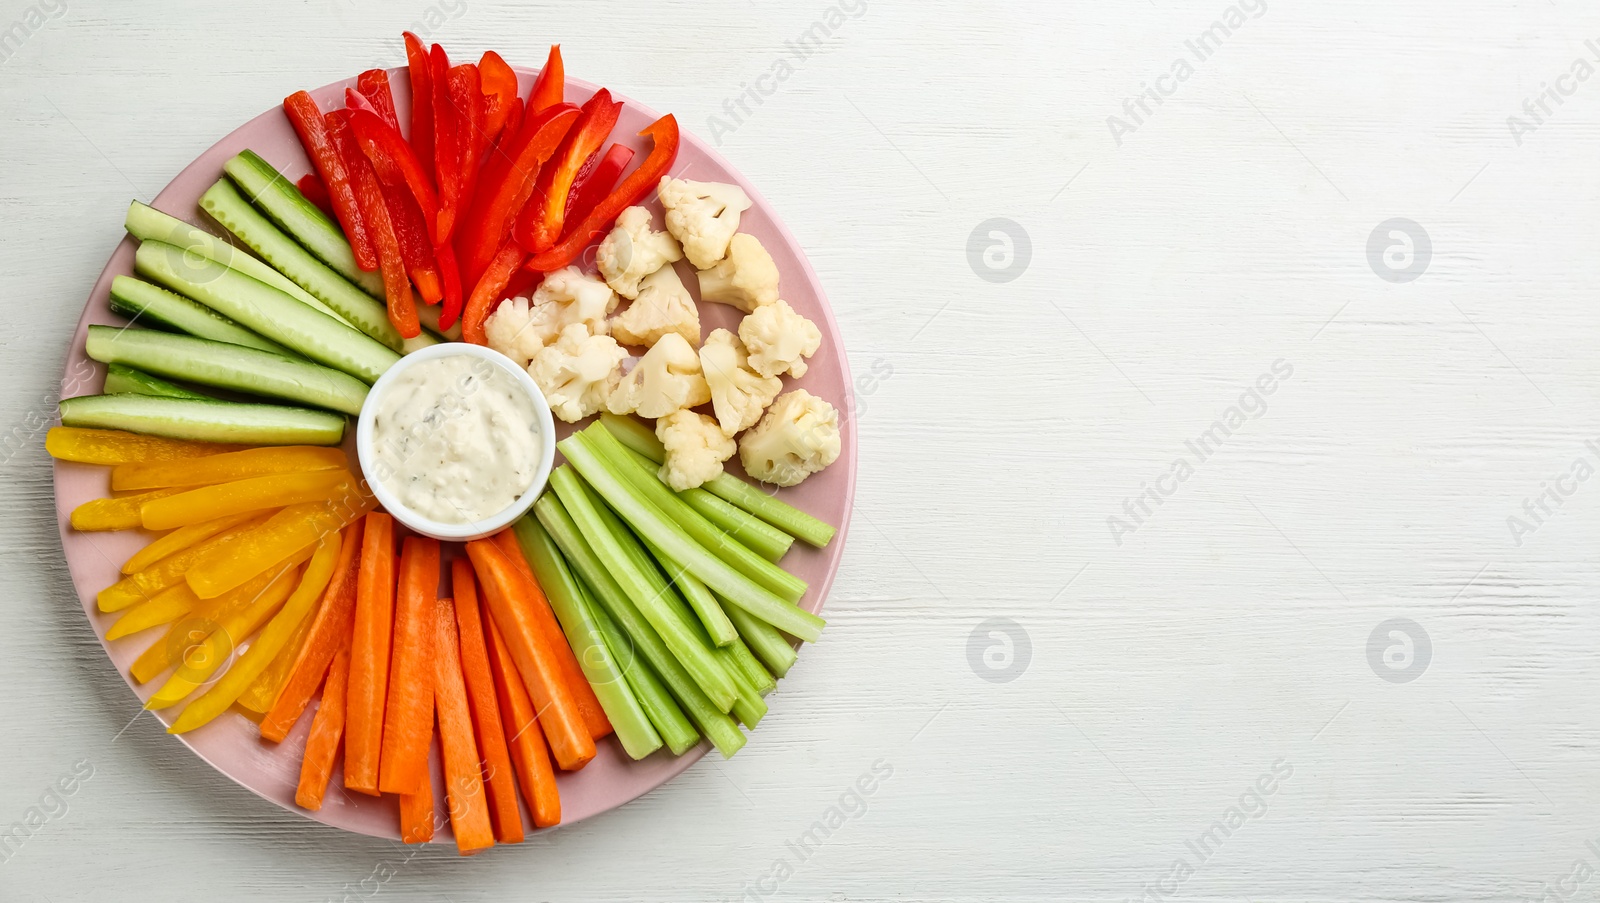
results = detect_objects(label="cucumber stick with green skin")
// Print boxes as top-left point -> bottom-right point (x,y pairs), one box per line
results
123,200 -> 354,331
108,275 -> 295,357
85,326 -> 368,415
135,240 -> 399,384
102,363 -> 210,400
196,182 -> 405,351
223,150 -> 385,297
59,394 -> 345,446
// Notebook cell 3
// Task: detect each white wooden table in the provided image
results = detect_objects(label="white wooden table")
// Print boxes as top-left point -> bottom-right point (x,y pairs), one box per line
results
3,1 -> 1599,900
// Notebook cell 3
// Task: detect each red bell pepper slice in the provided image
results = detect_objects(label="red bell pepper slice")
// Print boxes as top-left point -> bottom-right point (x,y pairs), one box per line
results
403,32 -> 434,180
514,89 -> 621,254
430,44 -> 459,244
528,45 -> 564,114
296,173 -> 336,219
563,143 -> 633,228
283,91 -> 377,271
447,64 -> 484,240
344,93 -> 440,245
462,243 -> 527,345
454,103 -> 579,290
384,183 -> 444,304
435,242 -> 464,329
329,112 -> 420,338
479,51 -> 519,144
526,114 -> 680,273
487,98 -> 523,166
356,69 -> 400,131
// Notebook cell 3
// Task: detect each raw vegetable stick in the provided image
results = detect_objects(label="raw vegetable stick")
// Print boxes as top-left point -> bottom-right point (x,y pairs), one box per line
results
449,559 -> 525,843
186,486 -> 374,599
140,469 -> 354,531
346,513 -> 396,795
98,514 -> 273,612
46,426 -> 245,465
613,440 -> 794,563
112,446 -> 347,492
237,604 -> 315,713
168,533 -> 342,732
106,581 -> 201,641
145,563 -> 301,707
259,519 -> 364,742
641,534 -> 737,647
398,759 -> 436,844
484,615 -> 561,828
127,555 -> 306,684
378,537 -> 439,794
465,540 -> 595,771
581,571 -> 701,756
71,488 -> 185,532
433,596 -> 496,856
295,645 -> 351,812
120,511 -> 258,575
723,598 -> 798,680
489,529 -> 611,740
725,632 -> 777,697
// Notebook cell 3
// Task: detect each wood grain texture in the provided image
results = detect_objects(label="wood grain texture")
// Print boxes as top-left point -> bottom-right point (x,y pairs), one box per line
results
3,0 -> 1600,900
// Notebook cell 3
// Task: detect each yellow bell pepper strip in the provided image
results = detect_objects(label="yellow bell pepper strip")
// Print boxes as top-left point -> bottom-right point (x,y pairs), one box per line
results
46,427 -> 247,465
139,468 -> 355,531
169,533 -> 342,732
120,511 -> 260,575
98,514 -> 274,612
112,446 -> 348,492
143,563 -> 301,707
70,488 -> 185,532
185,485 -> 374,600
236,606 -> 315,714
127,553 -> 306,684
107,582 -> 200,641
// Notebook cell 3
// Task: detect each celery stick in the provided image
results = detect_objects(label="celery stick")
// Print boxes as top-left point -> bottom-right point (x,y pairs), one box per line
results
723,595 -> 799,679
601,413 -> 837,548
580,571 -> 700,755
584,424 -> 809,604
513,515 -> 662,760
549,467 -> 739,712
727,634 -> 777,696
722,646 -> 768,728
535,494 -> 745,758
640,533 -> 738,647
679,483 -> 794,562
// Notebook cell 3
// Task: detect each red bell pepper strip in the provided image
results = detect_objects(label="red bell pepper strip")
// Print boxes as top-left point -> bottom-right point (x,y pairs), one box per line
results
383,184 -> 444,304
330,111 -> 421,339
447,64 -> 484,240
526,114 -> 681,273
356,69 -> 400,131
462,243 -> 526,346
515,89 -> 621,254
403,32 -> 434,180
283,91 -> 378,271
479,51 -> 519,144
563,143 -> 633,228
502,265 -> 542,302
528,45 -> 564,114
345,94 -> 440,246
454,103 -> 579,289
296,173 -> 336,219
436,242 -> 464,329
430,44 -> 459,245
488,99 -> 523,164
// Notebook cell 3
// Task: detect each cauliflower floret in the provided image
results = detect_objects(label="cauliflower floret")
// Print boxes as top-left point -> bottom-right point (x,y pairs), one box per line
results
527,324 -> 627,423
696,233 -> 779,313
738,389 -> 841,487
606,332 -> 711,419
658,176 -> 752,269
738,299 -> 821,378
485,295 -> 546,369
525,266 -> 619,344
655,410 -> 735,491
596,206 -> 684,300
698,328 -> 781,435
610,266 -> 701,349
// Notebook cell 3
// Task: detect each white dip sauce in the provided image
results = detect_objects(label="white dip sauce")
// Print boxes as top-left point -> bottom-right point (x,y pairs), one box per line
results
370,354 -> 541,524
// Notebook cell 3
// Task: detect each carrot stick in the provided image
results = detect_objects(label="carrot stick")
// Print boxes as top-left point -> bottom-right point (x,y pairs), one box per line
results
295,644 -> 351,811
345,512 -> 395,795
259,519 -> 365,743
398,765 -> 436,844
433,596 -> 496,855
484,613 -> 560,827
465,540 -> 595,771
379,536 -> 439,794
490,529 -> 612,741
450,559 -> 524,844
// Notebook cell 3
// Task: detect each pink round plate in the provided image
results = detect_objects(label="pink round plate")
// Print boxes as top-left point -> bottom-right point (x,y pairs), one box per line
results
51,65 -> 856,843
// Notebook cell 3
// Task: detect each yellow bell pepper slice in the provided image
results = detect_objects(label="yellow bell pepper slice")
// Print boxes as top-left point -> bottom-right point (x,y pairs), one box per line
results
185,485 -> 373,600
70,488 -> 185,532
139,468 -> 354,531
120,511 -> 260,575
112,446 -> 348,492
169,532 -> 343,732
143,563 -> 302,707
106,582 -> 200,641
47,426 -> 245,465
237,600 -> 315,714
98,514 -> 273,612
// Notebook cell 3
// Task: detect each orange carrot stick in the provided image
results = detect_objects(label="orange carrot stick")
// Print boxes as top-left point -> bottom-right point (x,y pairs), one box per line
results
485,613 -> 560,827
379,536 -> 439,794
433,596 -> 496,856
295,645 -> 351,811
450,559 -> 524,844
399,770 -> 436,844
260,519 -> 365,743
465,539 -> 595,771
489,529 -> 612,740
345,512 -> 395,795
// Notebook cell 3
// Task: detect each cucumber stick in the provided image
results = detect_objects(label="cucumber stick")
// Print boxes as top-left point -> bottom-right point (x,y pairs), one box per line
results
86,326 -> 368,415
195,182 -> 404,351
60,395 -> 345,446
109,275 -> 294,357
222,150 -> 384,297
135,240 -> 399,383
102,363 -> 210,400
123,201 -> 354,331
